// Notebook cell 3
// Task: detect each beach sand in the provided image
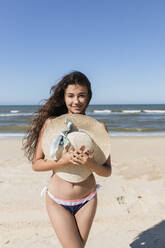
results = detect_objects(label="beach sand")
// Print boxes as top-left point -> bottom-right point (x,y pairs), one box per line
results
0,136 -> 165,248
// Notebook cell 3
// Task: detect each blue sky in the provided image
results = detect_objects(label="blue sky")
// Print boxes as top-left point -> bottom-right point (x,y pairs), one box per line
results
0,0 -> 165,105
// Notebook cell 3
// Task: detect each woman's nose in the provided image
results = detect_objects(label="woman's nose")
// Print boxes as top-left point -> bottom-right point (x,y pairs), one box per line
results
73,97 -> 79,103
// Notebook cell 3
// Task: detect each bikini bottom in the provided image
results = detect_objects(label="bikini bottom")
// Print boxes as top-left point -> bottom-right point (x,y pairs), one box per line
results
61,201 -> 89,215
41,186 -> 98,216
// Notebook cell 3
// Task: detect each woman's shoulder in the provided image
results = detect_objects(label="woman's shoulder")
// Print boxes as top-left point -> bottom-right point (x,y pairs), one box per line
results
45,116 -> 55,123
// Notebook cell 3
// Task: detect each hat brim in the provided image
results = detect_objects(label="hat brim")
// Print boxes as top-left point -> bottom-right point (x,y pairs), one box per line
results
42,114 -> 111,165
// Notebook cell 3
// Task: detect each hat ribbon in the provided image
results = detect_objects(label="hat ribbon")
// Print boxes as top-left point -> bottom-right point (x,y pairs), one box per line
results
50,119 -> 77,159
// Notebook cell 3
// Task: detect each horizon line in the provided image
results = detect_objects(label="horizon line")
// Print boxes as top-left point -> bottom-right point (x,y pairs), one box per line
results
0,103 -> 165,106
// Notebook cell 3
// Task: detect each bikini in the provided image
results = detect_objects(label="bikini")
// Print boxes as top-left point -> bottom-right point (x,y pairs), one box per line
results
41,185 -> 99,215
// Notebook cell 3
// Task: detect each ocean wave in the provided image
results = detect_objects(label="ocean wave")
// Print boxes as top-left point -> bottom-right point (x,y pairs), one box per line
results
0,133 -> 25,138
122,110 -> 141,114
93,110 -> 112,114
143,110 -> 165,114
0,112 -> 37,117
116,110 -> 165,114
10,110 -> 19,113
91,109 -> 165,115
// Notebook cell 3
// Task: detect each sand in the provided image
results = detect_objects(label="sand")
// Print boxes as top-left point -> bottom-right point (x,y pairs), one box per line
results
0,136 -> 165,248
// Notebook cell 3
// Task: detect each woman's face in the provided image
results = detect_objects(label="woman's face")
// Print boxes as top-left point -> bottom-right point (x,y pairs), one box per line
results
64,84 -> 89,114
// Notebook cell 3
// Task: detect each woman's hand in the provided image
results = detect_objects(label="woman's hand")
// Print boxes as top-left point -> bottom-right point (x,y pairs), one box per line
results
58,146 -> 75,166
59,145 -> 111,177
69,146 -> 95,167
69,145 -> 112,177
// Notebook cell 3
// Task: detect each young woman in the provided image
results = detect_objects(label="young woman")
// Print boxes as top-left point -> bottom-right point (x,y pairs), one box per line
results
23,71 -> 111,248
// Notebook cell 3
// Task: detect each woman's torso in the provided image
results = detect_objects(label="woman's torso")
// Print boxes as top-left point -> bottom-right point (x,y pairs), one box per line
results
47,172 -> 96,200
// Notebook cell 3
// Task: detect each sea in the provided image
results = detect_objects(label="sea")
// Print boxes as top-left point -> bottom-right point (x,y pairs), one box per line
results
0,104 -> 165,138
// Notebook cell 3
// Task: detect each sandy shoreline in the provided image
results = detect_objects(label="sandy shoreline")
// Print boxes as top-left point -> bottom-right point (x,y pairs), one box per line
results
0,136 -> 165,247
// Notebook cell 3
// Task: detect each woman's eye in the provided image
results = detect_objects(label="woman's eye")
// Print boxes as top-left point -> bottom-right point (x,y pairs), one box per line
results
67,94 -> 87,98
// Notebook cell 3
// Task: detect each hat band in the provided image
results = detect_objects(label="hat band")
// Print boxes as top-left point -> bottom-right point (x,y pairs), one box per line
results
50,119 -> 90,160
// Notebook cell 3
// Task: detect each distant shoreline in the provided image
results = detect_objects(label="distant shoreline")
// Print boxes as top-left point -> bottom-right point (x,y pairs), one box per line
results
1,133 -> 165,139
1,104 -> 165,137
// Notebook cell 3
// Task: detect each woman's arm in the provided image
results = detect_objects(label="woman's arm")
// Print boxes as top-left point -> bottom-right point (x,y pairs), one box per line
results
32,118 -> 73,172
86,154 -> 112,177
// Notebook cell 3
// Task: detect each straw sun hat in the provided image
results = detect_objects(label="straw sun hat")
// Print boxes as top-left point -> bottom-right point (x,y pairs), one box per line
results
42,114 -> 111,182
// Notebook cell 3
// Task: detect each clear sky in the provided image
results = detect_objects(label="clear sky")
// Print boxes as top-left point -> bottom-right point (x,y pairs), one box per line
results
0,0 -> 165,105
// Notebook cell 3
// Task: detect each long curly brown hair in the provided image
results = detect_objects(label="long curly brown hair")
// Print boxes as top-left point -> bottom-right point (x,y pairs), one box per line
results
23,71 -> 92,161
